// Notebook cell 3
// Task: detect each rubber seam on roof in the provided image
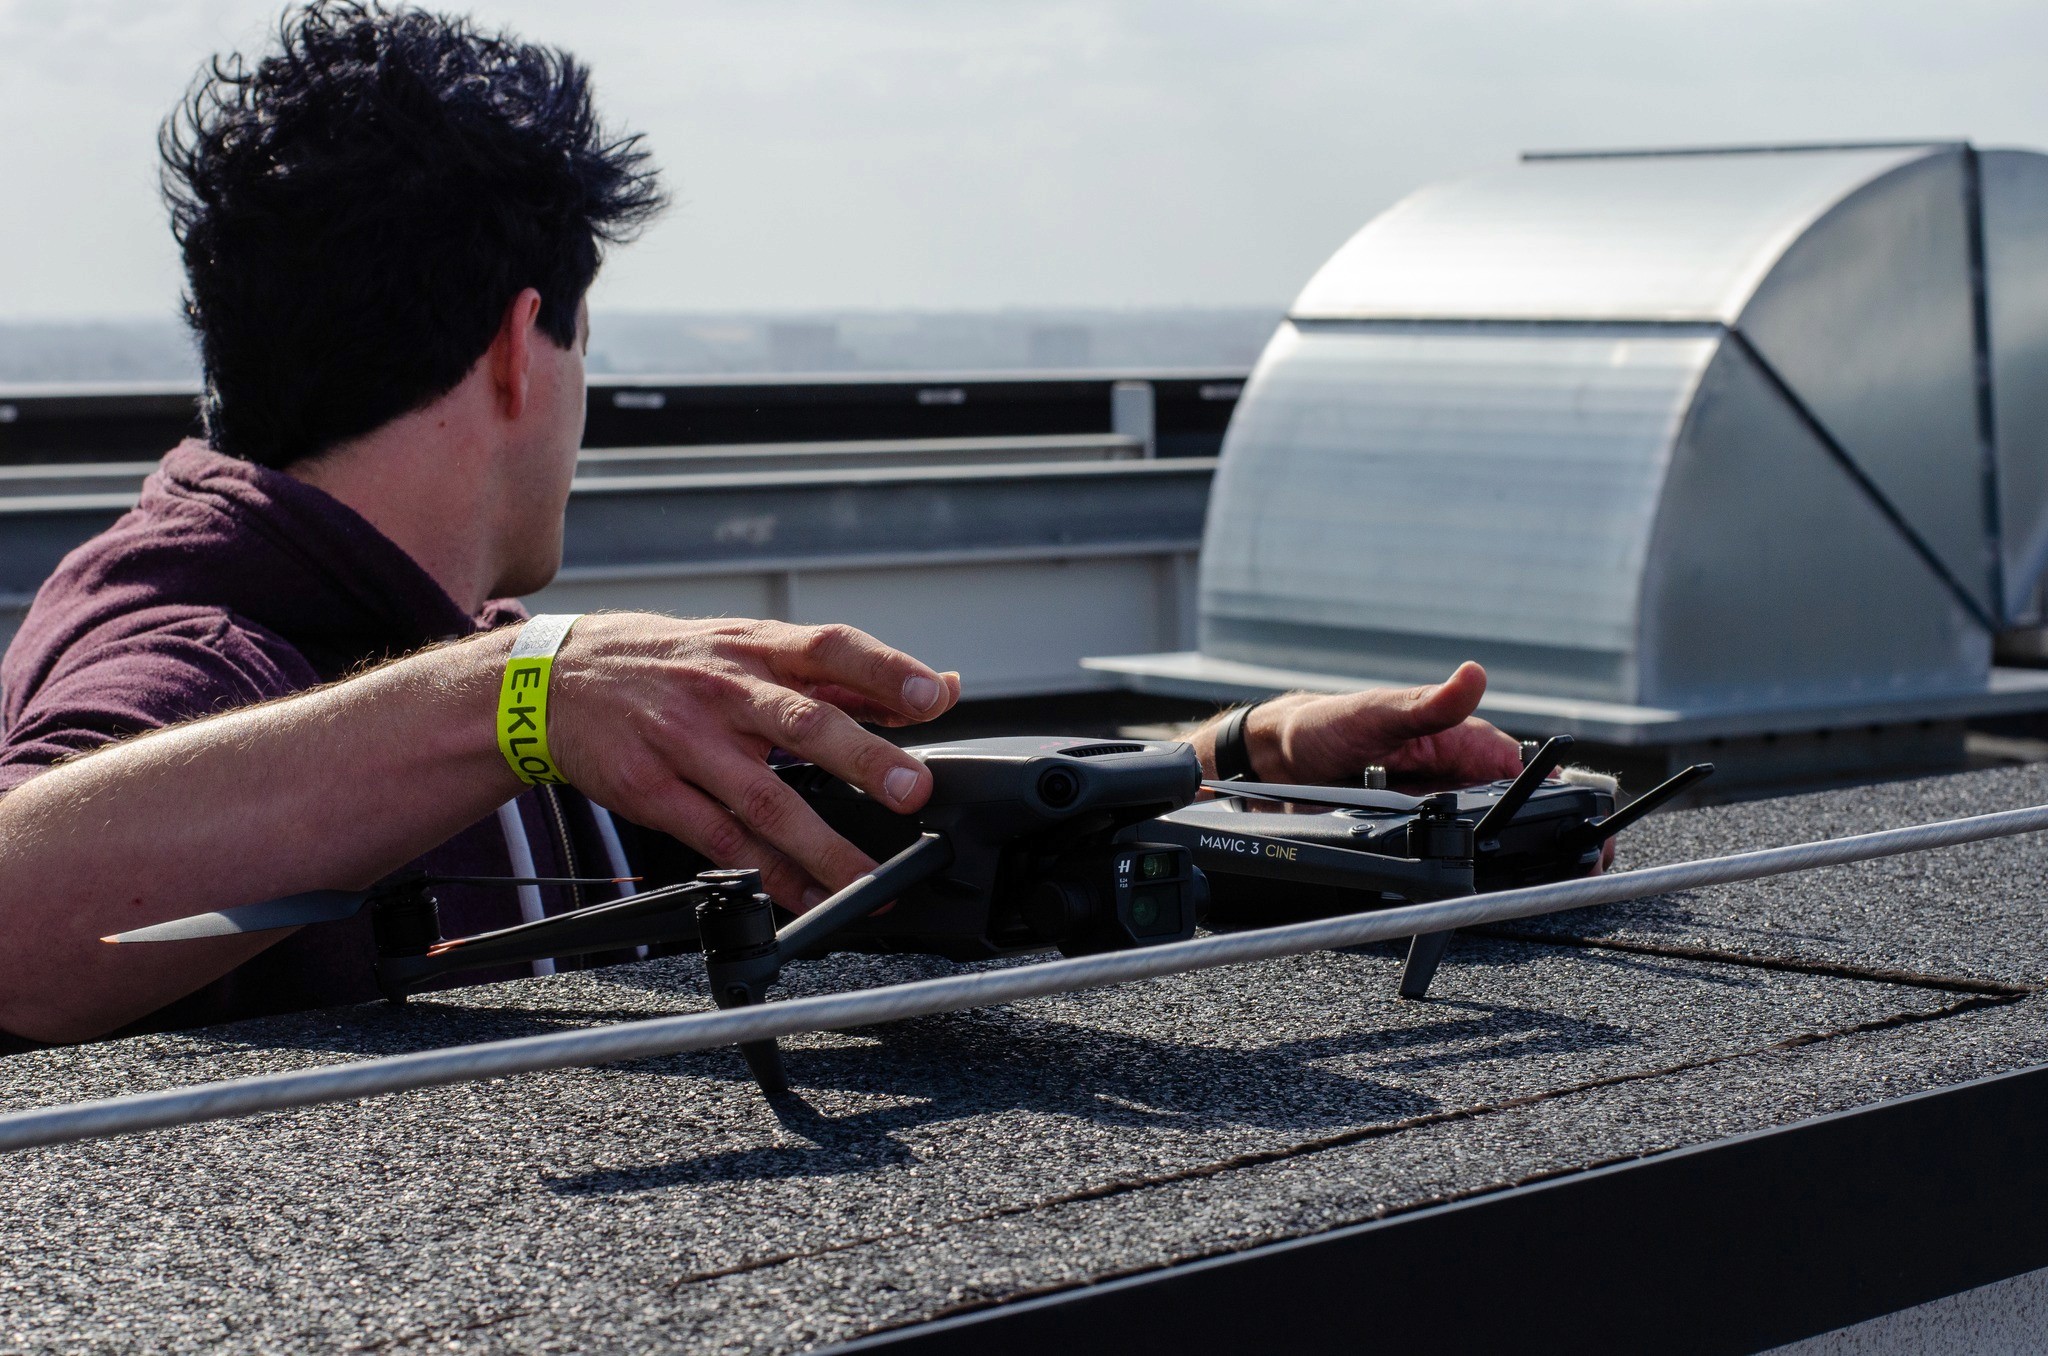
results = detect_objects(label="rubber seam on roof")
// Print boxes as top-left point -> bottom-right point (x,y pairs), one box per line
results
645,987 -> 2022,1295
1725,327 -> 1998,632
845,990 -> 2023,1340
1474,927 -> 2034,997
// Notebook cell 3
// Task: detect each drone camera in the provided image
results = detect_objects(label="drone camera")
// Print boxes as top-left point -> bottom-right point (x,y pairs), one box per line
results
1023,842 -> 1205,954
1120,846 -> 1203,941
773,736 -> 1207,959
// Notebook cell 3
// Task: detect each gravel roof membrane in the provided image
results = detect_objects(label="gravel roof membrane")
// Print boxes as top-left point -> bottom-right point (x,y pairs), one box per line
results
3,764 -> 2047,1352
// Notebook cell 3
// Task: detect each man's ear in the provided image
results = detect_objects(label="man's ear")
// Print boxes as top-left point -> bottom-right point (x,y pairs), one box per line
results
488,288 -> 546,420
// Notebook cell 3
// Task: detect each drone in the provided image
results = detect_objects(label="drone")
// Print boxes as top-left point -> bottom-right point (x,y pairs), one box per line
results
1147,734 -> 1711,997
106,733 -> 1707,1097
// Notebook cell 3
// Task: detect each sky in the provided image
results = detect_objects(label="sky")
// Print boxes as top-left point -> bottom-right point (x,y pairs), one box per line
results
2,0 -> 2047,321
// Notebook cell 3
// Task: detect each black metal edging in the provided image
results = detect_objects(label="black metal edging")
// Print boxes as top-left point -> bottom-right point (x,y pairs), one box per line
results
0,370 -> 1250,465
834,1060 -> 2048,1355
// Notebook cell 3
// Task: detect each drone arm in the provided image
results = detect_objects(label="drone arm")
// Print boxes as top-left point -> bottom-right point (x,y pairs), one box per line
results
774,832 -> 954,962
374,882 -> 710,999
430,881 -> 707,960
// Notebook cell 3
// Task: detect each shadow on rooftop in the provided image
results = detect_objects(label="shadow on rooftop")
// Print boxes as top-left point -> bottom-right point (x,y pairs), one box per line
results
1502,892 -> 1850,949
540,995 -> 1632,1196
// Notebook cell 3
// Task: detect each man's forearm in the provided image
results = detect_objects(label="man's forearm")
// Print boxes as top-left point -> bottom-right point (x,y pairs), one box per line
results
0,629 -> 521,1043
1189,668 -> 1525,789
0,613 -> 966,1045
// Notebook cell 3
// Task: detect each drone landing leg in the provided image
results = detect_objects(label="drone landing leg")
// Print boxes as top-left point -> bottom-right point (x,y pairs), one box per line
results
696,873 -> 790,1096
736,1036 -> 789,1097
1399,930 -> 1453,999
699,838 -> 955,1100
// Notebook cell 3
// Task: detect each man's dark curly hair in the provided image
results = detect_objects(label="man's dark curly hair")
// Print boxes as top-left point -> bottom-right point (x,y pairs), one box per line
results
160,2 -> 666,468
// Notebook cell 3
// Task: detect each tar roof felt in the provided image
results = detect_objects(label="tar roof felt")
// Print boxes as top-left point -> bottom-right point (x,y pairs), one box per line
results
3,765 -> 2048,1353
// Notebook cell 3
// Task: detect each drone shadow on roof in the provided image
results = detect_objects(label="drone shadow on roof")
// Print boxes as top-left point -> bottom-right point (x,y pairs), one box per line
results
183,998 -> 702,1061
540,995 -> 1634,1196
1493,891 -> 1851,950
1332,932 -> 1783,995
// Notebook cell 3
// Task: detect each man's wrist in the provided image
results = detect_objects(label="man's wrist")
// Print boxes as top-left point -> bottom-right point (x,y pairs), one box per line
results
495,614 -> 582,786
1201,694 -> 1293,782
1241,697 -> 1291,782
1209,699 -> 1268,780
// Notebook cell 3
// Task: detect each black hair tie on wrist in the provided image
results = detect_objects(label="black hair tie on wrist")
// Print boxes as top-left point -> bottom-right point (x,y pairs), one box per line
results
1211,697 -> 1271,781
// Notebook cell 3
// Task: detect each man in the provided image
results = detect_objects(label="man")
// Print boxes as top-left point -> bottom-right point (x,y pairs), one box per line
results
0,3 -> 1523,1045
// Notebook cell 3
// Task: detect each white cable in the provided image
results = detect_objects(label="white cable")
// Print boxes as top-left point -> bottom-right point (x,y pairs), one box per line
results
587,803 -> 647,960
6,800 -> 2047,1154
494,799 -> 554,978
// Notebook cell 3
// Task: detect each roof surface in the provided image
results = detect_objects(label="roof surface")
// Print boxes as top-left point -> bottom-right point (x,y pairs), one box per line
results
4,764 -> 2047,1352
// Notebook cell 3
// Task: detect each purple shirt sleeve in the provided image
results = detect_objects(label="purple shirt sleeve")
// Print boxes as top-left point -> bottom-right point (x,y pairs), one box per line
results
0,608 -> 313,793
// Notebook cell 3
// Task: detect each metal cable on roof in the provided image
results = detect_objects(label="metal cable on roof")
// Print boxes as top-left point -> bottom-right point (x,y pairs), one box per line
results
5,801 -> 2047,1154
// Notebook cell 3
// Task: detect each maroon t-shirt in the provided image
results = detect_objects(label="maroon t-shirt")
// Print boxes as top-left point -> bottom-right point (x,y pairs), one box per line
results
0,440 -> 630,1036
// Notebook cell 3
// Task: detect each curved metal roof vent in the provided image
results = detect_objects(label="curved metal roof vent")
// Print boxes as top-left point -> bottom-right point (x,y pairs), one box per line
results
1094,142 -> 2048,745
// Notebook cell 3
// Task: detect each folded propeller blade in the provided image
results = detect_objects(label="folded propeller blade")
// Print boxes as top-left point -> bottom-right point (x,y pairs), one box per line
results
1568,763 -> 1715,849
1473,735 -> 1574,845
101,872 -> 639,947
103,889 -> 371,944
1201,780 -> 1425,813
417,875 -> 639,888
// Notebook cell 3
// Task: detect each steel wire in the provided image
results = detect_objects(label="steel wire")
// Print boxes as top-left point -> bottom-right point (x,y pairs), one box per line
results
5,801 -> 2047,1154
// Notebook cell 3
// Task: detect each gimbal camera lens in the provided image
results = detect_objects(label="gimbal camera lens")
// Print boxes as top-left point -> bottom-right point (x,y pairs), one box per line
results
1022,878 -> 1097,941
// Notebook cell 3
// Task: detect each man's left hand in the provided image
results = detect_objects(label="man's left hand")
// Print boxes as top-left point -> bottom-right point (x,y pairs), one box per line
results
1200,660 -> 1522,787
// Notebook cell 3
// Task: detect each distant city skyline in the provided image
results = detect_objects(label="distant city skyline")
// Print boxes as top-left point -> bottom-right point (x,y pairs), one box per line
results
2,0 -> 2046,320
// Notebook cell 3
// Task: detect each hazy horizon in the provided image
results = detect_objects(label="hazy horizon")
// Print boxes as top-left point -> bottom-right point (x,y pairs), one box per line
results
0,306 -> 1286,383
3,1 -> 2047,321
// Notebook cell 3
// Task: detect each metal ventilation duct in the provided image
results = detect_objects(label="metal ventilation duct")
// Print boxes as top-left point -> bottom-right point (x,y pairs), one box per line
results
1091,143 -> 2048,742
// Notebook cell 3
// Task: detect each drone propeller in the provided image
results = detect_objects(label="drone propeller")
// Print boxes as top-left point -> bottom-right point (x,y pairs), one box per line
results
102,873 -> 637,945
1472,735 -> 1574,845
1200,780 -> 1425,814
1565,762 -> 1715,849
104,889 -> 372,943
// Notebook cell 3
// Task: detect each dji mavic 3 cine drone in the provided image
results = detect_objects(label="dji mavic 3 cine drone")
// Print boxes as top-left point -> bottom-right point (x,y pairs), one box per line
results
110,732 -> 1709,1095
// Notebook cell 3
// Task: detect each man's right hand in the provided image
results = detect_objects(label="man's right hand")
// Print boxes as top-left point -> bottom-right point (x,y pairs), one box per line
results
545,616 -> 961,911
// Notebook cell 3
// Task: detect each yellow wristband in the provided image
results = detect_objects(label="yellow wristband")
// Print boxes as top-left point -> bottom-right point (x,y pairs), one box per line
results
497,613 -> 582,786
